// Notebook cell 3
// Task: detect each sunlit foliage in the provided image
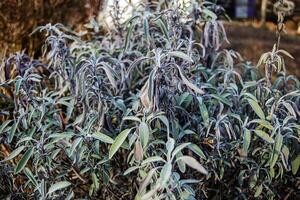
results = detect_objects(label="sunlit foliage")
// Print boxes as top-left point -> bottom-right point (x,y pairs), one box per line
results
0,0 -> 299,199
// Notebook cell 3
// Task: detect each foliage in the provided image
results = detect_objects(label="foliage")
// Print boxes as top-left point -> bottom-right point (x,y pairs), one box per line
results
0,0 -> 299,199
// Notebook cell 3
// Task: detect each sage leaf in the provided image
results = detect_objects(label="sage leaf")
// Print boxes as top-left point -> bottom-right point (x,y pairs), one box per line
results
247,99 -> 265,119
178,156 -> 208,175
254,130 -> 274,143
47,181 -> 71,195
92,132 -> 114,144
15,147 -> 34,174
109,128 -> 132,159
2,145 -> 25,162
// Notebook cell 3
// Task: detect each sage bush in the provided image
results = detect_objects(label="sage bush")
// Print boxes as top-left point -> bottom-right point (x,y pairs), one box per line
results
0,1 -> 299,199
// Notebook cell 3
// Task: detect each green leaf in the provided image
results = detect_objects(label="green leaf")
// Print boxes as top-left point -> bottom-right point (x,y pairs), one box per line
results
247,99 -> 265,119
277,49 -> 294,59
176,152 -> 186,173
254,184 -> 263,197
72,113 -> 85,125
123,116 -> 141,123
109,129 -> 132,159
174,65 -> 205,95
203,8 -> 217,20
178,92 -> 188,105
15,147 -> 34,174
150,69 -> 158,99
249,174 -> 257,189
92,132 -> 114,144
242,92 -> 258,101
177,156 -> 208,175
156,115 -> 170,136
141,184 -> 159,200
270,133 -> 283,168
99,62 -> 118,90
242,129 -> 251,156
24,167 -> 38,187
248,119 -> 273,130
292,155 -> 300,175
139,122 -> 150,148
15,77 -> 23,93
2,145 -> 25,162
210,94 -> 232,107
168,51 -> 193,63
188,144 -> 207,160
143,17 -> 150,43
0,120 -> 11,134
70,137 -> 82,155
197,97 -> 209,127
125,22 -> 134,50
47,181 -> 71,195
141,156 -> 165,165
158,162 -> 172,187
8,120 -> 19,143
156,18 -> 169,41
139,167 -> 157,192
49,132 -> 74,139
91,172 -> 99,192
282,102 -> 297,118
123,166 -> 140,175
253,130 -> 274,143
171,143 -> 191,159
269,167 -> 275,178
281,145 -> 290,170
166,137 -> 175,158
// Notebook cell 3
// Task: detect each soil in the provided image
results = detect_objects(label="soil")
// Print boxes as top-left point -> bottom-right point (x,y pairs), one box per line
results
224,22 -> 300,78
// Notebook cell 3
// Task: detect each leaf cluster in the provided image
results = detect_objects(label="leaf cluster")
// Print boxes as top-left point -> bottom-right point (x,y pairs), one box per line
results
0,1 -> 299,199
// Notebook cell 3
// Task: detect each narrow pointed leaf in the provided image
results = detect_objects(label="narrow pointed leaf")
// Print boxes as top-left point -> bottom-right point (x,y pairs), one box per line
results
158,162 -> 172,187
9,121 -> 18,143
292,155 -> 300,175
139,122 -> 150,148
171,143 -> 191,159
270,133 -> 283,168
47,181 -> 71,195
188,144 -> 206,160
168,51 -> 193,63
178,156 -> 208,175
24,168 -> 38,187
254,130 -> 274,143
242,129 -> 251,156
197,97 -> 209,126
15,147 -> 34,174
92,132 -> 114,144
247,99 -> 265,119
141,156 -> 165,165
0,120 -> 11,134
139,167 -> 157,192
109,129 -> 132,159
2,145 -> 25,162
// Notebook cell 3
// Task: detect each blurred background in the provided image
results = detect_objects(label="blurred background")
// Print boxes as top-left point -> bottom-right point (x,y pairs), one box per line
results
0,0 -> 299,77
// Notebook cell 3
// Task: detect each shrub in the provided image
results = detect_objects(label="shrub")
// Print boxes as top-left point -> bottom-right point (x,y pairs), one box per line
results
0,0 -> 299,199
